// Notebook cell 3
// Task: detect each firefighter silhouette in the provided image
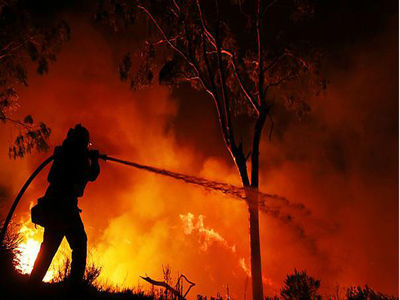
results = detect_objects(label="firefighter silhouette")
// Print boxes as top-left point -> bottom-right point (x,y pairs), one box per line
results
30,124 -> 100,285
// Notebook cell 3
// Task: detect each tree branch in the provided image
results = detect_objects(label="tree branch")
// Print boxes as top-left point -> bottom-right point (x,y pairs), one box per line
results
137,3 -> 215,102
265,72 -> 297,90
141,276 -> 185,300
256,0 -> 265,105
230,56 -> 260,114
137,5 -> 194,70
215,0 -> 234,147
196,0 -> 217,48
250,104 -> 268,188
262,0 -> 279,16
177,274 -> 196,298
195,1 -> 259,114
2,117 -> 32,130
140,274 -> 195,300
197,7 -> 230,147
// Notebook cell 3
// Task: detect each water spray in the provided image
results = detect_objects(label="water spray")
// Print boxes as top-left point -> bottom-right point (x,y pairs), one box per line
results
0,153 -> 306,243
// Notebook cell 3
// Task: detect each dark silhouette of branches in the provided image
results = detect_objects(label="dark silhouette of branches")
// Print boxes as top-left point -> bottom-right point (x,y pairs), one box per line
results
280,269 -> 321,300
0,0 -> 70,157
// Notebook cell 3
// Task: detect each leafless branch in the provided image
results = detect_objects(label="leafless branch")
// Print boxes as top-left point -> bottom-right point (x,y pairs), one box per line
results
151,35 -> 183,46
137,5 -> 193,69
195,0 -> 217,48
262,0 -> 279,16
198,15 -> 230,147
141,274 -> 196,300
0,34 -> 39,60
171,0 -> 181,13
2,117 -> 32,130
141,276 -> 185,300
195,1 -> 259,113
137,4 -> 214,98
266,73 -> 297,89
256,0 -> 265,105
177,274 -> 196,298
264,52 -> 286,72
230,56 -> 260,114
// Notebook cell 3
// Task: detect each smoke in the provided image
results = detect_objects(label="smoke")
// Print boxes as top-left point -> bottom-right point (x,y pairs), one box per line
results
0,10 -> 397,300
253,21 -> 398,295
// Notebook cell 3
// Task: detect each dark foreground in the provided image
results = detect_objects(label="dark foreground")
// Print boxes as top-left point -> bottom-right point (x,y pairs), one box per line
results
0,226 -> 152,300
1,274 -> 152,300
1,225 -> 398,300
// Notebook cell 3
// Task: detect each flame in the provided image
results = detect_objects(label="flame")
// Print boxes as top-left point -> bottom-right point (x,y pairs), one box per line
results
180,212 -> 236,252
15,220 -> 69,282
16,237 -> 54,281
239,257 -> 251,278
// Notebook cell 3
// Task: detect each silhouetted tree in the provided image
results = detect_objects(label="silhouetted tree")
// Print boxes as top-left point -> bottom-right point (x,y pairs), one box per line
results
0,0 -> 70,158
346,286 -> 397,300
280,269 -> 321,300
96,1 -> 324,299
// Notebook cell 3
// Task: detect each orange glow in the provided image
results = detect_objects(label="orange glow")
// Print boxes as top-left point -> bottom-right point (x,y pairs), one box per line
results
0,15 -> 397,299
15,220 -> 70,282
16,235 -> 43,277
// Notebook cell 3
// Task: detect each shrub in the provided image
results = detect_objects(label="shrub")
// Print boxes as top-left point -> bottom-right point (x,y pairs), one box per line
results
280,269 -> 321,300
346,285 -> 397,300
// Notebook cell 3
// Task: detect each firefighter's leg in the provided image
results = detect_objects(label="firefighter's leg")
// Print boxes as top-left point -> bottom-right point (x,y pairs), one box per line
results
65,213 -> 87,284
30,227 -> 64,284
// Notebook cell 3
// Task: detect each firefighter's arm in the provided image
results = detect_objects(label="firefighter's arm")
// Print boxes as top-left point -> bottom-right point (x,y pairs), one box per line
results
88,150 -> 100,181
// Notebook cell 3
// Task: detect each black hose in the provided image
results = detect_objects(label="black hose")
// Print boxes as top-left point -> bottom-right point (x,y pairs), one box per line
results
1,153 -> 275,244
0,154 -> 140,243
0,154 -> 138,243
0,156 -> 54,243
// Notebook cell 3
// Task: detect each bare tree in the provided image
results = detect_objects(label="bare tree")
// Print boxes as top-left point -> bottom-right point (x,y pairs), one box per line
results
96,1 -> 324,299
0,0 -> 70,158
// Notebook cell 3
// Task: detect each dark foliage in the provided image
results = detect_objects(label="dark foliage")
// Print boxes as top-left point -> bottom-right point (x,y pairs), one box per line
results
346,286 -> 398,300
0,0 -> 70,157
8,119 -> 51,159
280,269 -> 321,300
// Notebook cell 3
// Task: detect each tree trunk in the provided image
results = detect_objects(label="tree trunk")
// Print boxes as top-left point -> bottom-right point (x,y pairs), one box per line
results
247,187 -> 263,300
234,149 -> 264,300
248,108 -> 267,300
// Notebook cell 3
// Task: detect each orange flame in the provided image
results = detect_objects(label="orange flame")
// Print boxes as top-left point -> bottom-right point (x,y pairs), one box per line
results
15,219 -> 70,282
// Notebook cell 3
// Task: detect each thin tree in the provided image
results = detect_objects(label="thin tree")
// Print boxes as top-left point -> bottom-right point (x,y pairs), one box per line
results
96,1 -> 324,299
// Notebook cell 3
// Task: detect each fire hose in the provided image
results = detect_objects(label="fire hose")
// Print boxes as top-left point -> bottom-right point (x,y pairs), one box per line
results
0,153 -> 156,243
0,152 -> 286,243
0,153 -> 201,297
